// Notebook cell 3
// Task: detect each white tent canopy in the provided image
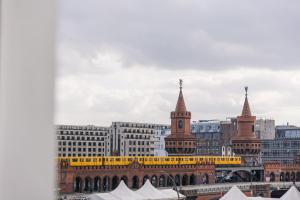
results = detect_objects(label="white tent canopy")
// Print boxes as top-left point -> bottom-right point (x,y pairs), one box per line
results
89,193 -> 120,200
249,197 -> 279,200
160,189 -> 185,199
135,180 -> 185,200
88,180 -> 185,200
220,185 -> 300,200
110,181 -> 144,200
135,180 -> 170,199
220,186 -> 248,200
88,181 -> 144,200
280,186 -> 300,200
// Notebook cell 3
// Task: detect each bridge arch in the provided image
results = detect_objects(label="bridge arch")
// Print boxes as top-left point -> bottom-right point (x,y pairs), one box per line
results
151,175 -> 158,187
167,175 -> 174,187
234,170 -> 252,182
120,176 -> 128,186
143,175 -> 149,185
285,172 -> 290,182
112,176 -> 119,190
175,174 -> 181,186
84,177 -> 92,192
297,172 -> 300,181
190,174 -> 196,185
103,176 -> 110,191
159,175 -> 166,187
93,176 -> 100,192
132,176 -> 139,189
201,173 -> 209,184
231,168 -> 251,173
291,172 -> 295,182
269,172 -> 275,182
74,176 -> 82,193
182,174 -> 189,186
280,172 -> 285,182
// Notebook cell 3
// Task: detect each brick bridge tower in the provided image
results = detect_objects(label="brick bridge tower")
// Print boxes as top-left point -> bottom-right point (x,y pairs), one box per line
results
232,87 -> 261,166
165,79 -> 196,156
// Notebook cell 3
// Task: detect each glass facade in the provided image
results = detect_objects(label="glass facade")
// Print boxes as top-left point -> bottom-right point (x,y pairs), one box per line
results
191,120 -> 222,155
261,126 -> 300,164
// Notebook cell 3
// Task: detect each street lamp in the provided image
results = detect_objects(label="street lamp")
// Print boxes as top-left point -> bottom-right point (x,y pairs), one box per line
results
159,171 -> 180,200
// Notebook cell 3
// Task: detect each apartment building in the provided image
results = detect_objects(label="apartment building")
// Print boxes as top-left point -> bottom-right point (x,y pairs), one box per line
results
56,125 -> 109,157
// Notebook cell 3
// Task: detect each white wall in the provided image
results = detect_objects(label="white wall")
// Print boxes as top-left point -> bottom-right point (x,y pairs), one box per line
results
0,0 -> 56,199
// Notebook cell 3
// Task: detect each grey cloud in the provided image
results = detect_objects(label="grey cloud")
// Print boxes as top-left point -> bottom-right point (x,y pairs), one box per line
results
55,1 -> 300,126
59,0 -> 300,71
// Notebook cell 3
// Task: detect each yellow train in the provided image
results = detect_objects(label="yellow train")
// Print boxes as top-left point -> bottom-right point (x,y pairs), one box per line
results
58,156 -> 241,167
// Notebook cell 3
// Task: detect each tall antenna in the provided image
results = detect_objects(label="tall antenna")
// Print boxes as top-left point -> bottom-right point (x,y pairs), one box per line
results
245,86 -> 248,97
179,79 -> 183,91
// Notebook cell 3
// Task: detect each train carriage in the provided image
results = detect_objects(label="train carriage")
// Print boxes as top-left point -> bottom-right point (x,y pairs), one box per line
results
103,156 -> 132,166
62,156 -> 242,167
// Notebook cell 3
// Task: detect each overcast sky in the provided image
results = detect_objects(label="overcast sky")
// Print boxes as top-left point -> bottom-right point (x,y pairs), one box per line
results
56,0 -> 300,126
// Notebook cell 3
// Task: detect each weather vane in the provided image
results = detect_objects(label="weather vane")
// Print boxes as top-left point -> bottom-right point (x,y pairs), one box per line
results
245,86 -> 248,97
179,79 -> 183,90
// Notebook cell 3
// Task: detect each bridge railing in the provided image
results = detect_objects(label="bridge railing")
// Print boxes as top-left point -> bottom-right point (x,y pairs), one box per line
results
180,182 -> 300,195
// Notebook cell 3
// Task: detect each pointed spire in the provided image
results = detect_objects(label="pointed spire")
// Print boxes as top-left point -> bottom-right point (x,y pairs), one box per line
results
241,86 -> 252,116
175,79 -> 187,112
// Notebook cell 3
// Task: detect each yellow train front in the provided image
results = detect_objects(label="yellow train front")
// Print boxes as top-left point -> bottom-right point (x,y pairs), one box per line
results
60,156 -> 241,167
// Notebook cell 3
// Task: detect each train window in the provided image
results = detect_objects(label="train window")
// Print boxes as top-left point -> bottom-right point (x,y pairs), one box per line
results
72,158 -> 78,162
116,158 -> 120,161
189,158 -> 193,161
93,158 -> 97,162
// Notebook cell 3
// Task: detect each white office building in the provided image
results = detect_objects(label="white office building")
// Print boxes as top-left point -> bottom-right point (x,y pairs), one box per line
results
108,122 -> 169,156
153,126 -> 171,156
56,125 -> 109,157
255,119 -> 275,140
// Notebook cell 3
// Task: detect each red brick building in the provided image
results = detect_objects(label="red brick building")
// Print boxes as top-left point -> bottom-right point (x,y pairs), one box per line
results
58,80 -> 215,194
58,162 -> 215,193
264,162 -> 300,182
232,87 -> 261,166
165,79 -> 196,156
57,84 -> 300,195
